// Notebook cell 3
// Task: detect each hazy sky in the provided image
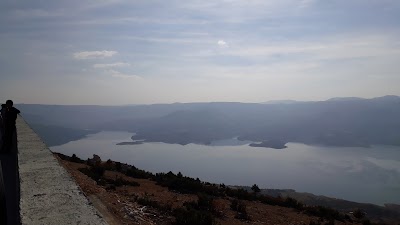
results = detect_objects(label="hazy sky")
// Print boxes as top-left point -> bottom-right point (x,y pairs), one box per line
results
1,0 -> 400,105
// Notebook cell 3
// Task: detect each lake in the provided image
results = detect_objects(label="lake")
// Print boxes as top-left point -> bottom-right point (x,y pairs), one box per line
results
51,131 -> 400,205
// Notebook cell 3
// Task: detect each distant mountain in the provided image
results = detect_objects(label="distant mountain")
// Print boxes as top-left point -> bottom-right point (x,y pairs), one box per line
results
29,124 -> 98,146
261,100 -> 302,104
134,109 -> 237,145
327,97 -> 366,102
17,95 -> 400,147
328,95 -> 400,103
371,95 -> 400,102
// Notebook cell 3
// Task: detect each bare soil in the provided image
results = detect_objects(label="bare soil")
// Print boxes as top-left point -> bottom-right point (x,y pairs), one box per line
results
56,155 -> 361,225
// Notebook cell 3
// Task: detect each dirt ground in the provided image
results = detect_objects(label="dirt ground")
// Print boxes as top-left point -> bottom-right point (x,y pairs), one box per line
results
56,156 -> 361,225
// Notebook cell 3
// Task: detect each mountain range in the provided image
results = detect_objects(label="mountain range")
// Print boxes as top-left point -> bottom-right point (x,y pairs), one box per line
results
18,95 -> 400,147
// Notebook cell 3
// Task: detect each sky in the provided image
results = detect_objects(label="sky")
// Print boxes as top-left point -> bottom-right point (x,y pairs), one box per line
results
0,0 -> 400,105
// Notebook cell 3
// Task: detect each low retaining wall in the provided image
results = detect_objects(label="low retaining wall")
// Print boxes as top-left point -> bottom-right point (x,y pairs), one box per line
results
17,117 -> 108,225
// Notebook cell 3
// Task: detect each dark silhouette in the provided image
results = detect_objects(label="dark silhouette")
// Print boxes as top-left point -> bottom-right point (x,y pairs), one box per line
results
251,184 -> 261,193
0,104 -> 5,119
2,100 -> 20,152
0,104 -> 5,146
0,100 -> 21,225
0,104 -> 6,224
0,161 -> 7,225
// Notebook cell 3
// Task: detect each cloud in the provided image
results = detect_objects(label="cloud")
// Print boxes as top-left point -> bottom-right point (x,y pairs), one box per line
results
108,69 -> 142,79
217,40 -> 228,47
299,0 -> 316,8
207,35 -> 400,63
73,50 -> 117,59
77,17 -> 208,26
121,36 -> 214,44
111,73 -> 141,79
93,62 -> 130,68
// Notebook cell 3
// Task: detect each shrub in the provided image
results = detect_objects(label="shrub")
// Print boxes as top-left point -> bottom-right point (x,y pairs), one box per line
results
115,162 -> 122,172
104,176 -> 140,187
78,165 -> 105,182
197,193 -> 214,211
136,196 -> 170,211
66,152 -> 350,224
126,166 -> 154,179
309,220 -> 322,225
251,184 -> 261,193
230,199 -> 250,221
324,219 -> 335,225
304,206 -> 344,221
283,197 -> 303,209
71,154 -> 84,163
106,184 -> 116,191
154,171 -> 204,194
226,188 -> 254,200
103,159 -> 114,170
174,207 -> 215,225
353,208 -> 365,219
78,165 -> 140,188
361,219 -> 371,225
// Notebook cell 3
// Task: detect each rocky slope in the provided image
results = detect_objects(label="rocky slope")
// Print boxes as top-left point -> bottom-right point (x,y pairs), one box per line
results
55,153 -> 382,225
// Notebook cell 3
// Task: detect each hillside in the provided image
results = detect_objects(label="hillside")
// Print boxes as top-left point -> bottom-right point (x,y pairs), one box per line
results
19,96 -> 400,148
29,123 -> 98,146
54,153 -> 396,225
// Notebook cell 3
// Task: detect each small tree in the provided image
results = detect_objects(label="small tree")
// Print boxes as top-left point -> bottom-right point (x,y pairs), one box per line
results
230,199 -> 250,221
251,184 -> 261,193
71,154 -> 81,163
115,162 -> 122,172
353,208 -> 365,219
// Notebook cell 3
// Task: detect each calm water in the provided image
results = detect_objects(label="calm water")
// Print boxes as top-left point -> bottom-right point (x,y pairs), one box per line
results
51,131 -> 400,205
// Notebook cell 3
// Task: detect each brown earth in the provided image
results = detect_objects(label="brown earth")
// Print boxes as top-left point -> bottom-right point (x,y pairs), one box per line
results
55,155 -> 362,225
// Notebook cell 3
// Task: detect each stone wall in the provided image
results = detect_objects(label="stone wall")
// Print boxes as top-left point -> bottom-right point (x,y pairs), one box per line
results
17,117 -> 108,225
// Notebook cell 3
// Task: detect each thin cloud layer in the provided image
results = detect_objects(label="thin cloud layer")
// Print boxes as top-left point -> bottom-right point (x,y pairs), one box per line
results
0,0 -> 399,104
108,70 -> 142,80
74,51 -> 118,59
93,62 -> 130,68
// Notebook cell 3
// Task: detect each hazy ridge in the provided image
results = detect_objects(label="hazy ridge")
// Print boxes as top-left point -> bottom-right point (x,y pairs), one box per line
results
18,95 -> 400,147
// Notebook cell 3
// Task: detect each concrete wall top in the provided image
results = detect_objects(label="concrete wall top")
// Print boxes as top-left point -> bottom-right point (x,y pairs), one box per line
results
17,117 -> 108,225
